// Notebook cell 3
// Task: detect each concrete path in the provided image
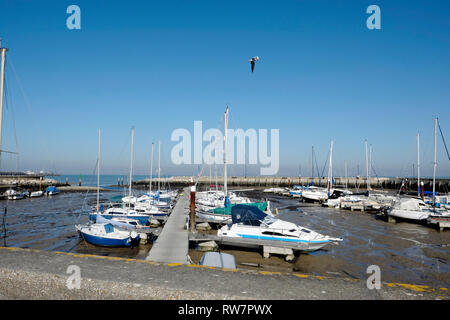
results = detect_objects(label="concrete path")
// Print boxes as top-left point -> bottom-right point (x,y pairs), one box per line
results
146,187 -> 190,264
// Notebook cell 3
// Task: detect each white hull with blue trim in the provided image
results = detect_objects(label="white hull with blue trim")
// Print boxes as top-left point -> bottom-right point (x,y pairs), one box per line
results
217,205 -> 342,253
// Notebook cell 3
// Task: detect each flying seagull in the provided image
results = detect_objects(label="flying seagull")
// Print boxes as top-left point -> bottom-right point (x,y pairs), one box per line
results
249,56 -> 260,72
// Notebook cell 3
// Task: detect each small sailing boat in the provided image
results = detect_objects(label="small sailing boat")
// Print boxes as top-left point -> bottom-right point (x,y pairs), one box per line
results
195,107 -> 269,223
76,129 -> 141,247
388,118 -> 449,224
92,127 -> 150,225
302,141 -> 334,203
76,221 -> 140,247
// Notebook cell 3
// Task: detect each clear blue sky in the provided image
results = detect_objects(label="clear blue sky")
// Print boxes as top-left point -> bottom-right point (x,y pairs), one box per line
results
0,0 -> 449,178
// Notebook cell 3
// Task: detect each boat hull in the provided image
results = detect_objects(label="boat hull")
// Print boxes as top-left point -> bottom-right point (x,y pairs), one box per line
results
89,214 -> 149,225
388,209 -> 430,221
79,231 -> 136,247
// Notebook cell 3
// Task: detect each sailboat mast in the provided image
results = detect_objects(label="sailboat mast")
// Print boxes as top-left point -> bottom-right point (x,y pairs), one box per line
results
369,144 -> 372,185
97,128 -> 101,209
0,40 -> 8,170
433,118 -> 437,207
223,107 -> 229,203
311,146 -> 314,185
344,160 -> 348,190
158,140 -> 161,191
417,133 -> 420,197
365,140 -> 370,191
149,142 -> 154,194
129,127 -> 135,202
327,140 -> 333,195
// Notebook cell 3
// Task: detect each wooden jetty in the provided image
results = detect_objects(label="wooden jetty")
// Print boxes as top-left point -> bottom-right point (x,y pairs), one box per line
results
145,187 -> 190,264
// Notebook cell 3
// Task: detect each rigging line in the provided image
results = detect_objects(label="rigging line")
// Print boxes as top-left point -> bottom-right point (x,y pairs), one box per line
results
320,148 -> 330,179
437,118 -> 450,162
3,76 -> 20,169
74,159 -> 99,224
195,113 -> 227,189
7,56 -> 49,164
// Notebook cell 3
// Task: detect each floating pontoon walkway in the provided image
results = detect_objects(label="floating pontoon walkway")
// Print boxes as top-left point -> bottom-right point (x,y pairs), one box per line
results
146,187 -> 190,264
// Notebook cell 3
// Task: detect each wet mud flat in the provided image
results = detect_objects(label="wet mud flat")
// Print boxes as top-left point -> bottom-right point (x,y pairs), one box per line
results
1,189 -> 449,290
0,191 -> 157,259
190,190 -> 450,288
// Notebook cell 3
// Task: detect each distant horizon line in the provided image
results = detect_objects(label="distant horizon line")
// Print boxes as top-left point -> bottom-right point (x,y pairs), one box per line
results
51,174 -> 450,179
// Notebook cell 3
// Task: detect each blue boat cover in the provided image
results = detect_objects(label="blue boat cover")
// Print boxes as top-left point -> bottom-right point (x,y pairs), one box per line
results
231,204 -> 268,226
104,224 -> 115,234
46,186 -> 58,192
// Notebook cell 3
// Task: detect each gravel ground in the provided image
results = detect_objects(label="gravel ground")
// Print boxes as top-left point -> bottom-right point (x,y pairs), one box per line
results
0,247 -> 448,300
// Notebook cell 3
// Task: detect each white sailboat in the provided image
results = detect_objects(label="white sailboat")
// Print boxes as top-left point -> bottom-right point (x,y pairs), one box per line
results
196,107 -> 269,223
91,127 -> 150,225
427,117 -> 450,230
76,129 -> 141,247
302,140 -> 334,203
388,118 -> 448,223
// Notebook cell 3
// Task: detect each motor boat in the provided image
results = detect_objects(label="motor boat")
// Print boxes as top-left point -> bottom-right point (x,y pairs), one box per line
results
427,209 -> 450,231
387,197 -> 435,222
217,205 -> 342,252
30,190 -> 44,197
322,190 -> 350,208
45,186 -> 60,196
289,185 -> 303,198
5,189 -> 26,200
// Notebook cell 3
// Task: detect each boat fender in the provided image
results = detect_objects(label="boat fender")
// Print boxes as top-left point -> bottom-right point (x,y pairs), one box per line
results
130,231 -> 138,239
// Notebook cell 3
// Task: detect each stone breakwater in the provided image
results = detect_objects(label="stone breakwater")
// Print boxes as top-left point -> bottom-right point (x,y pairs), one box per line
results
0,176 -> 67,193
134,176 -> 450,193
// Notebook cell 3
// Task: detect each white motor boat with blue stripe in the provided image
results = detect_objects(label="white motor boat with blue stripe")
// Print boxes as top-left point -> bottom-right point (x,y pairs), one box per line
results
217,205 -> 342,252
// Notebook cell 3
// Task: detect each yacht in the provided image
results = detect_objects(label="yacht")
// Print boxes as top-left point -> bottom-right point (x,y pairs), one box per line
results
387,198 -> 434,222
217,205 -> 342,252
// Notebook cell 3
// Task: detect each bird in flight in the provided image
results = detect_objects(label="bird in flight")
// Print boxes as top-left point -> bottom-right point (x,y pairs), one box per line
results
249,56 -> 260,72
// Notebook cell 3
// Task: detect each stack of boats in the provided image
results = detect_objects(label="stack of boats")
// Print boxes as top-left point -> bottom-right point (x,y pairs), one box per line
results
193,108 -> 343,255
76,128 -> 176,247
195,108 -> 271,223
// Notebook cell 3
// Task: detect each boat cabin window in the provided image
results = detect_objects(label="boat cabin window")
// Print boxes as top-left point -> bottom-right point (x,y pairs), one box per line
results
262,231 -> 285,236
300,229 -> 310,233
